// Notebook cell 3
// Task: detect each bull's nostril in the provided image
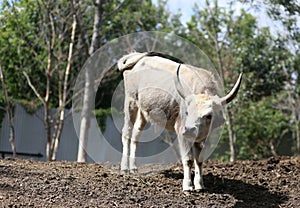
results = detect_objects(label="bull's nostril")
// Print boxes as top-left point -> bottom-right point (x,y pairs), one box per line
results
183,127 -> 197,137
190,127 -> 196,132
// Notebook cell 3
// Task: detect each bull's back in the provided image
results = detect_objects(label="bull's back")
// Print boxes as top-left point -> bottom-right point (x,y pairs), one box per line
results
122,56 -> 219,129
128,56 -> 219,95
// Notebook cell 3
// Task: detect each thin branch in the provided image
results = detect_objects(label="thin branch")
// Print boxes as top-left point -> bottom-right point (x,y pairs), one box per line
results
22,71 -> 46,106
74,0 -> 90,56
12,3 -> 47,70
205,0 -> 219,47
63,9 -> 77,105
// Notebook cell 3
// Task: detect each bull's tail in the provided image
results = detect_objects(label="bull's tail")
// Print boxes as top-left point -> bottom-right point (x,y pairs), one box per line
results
117,52 -> 148,71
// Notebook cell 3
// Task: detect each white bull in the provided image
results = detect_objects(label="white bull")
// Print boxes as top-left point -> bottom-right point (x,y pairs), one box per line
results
118,52 -> 242,191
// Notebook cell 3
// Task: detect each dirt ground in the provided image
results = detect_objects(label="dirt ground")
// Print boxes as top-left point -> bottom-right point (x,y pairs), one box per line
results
0,156 -> 299,208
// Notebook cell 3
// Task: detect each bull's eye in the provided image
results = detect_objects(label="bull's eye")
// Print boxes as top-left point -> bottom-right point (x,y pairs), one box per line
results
205,114 -> 212,120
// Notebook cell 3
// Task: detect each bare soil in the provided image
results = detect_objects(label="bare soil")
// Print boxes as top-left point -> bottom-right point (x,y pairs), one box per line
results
0,156 -> 299,207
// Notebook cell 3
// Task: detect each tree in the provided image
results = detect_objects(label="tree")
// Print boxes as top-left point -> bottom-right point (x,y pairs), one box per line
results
77,0 -> 104,162
0,61 -> 16,158
185,1 -> 293,160
0,0 -> 183,162
0,0 -> 78,160
76,0 -> 183,162
232,96 -> 292,159
186,0 -> 244,161
264,0 -> 300,155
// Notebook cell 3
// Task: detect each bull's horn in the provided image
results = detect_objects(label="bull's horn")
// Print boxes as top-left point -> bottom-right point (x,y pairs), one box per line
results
221,73 -> 243,105
175,64 -> 187,99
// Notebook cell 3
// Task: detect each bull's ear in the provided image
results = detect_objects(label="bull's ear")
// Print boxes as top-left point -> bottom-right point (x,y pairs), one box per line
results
175,64 -> 187,99
221,73 -> 243,105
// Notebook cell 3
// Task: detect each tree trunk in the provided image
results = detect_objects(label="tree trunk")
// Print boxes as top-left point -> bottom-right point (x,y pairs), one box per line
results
294,111 -> 300,155
45,45 -> 52,161
297,122 -> 300,156
217,46 -> 236,161
0,62 -> 16,158
51,6 -> 77,161
269,139 -> 278,157
216,43 -> 236,162
203,0 -> 239,162
77,66 -> 95,162
226,108 -> 236,162
77,0 -> 103,162
289,88 -> 300,156
45,105 -> 52,161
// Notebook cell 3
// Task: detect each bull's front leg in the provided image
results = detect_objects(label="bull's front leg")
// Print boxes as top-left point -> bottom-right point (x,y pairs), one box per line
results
178,137 -> 194,191
193,142 -> 205,190
182,155 -> 194,191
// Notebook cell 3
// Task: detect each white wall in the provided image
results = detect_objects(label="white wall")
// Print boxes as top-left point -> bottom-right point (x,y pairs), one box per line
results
0,104 -> 180,164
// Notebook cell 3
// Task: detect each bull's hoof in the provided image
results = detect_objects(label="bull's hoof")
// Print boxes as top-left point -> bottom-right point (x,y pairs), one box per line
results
182,179 -> 193,192
130,168 -> 138,174
183,190 -> 192,196
194,187 -> 206,193
120,169 -> 130,175
194,185 -> 206,192
182,186 -> 193,192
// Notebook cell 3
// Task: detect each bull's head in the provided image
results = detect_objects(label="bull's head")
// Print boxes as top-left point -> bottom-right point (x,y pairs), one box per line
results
175,65 -> 243,141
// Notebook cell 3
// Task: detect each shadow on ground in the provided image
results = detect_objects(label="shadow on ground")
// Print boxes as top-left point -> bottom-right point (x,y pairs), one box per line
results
162,169 -> 288,208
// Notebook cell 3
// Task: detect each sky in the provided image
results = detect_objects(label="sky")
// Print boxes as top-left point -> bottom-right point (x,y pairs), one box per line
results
152,0 -> 299,37
1,0 -> 298,41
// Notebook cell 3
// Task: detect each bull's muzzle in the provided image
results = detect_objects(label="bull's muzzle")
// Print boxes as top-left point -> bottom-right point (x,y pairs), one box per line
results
183,127 -> 198,138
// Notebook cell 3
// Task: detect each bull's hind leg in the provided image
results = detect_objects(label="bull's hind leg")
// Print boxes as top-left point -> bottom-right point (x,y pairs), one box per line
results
120,100 -> 137,174
193,142 -> 205,191
129,109 -> 146,173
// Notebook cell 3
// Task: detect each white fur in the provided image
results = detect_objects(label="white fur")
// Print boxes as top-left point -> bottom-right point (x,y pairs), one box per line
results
119,52 -> 238,191
118,52 -> 147,71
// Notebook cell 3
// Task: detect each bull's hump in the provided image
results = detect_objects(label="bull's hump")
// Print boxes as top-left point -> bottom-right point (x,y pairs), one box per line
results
125,54 -> 218,96
134,56 -> 179,73
134,57 -> 212,80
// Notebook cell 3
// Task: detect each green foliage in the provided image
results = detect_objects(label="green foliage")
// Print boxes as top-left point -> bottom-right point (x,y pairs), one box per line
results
237,97 -> 292,159
97,0 -> 182,43
18,99 -> 41,115
0,0 -> 178,110
264,0 -> 300,19
186,1 -> 299,160
216,96 -> 293,160
94,108 -> 123,132
0,0 -> 299,161
94,0 -> 182,109
232,32 -> 288,101
0,0 -> 41,101
0,95 -> 6,129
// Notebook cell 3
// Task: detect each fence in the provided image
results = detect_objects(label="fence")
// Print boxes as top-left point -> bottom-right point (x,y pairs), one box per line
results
0,104 -> 179,164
